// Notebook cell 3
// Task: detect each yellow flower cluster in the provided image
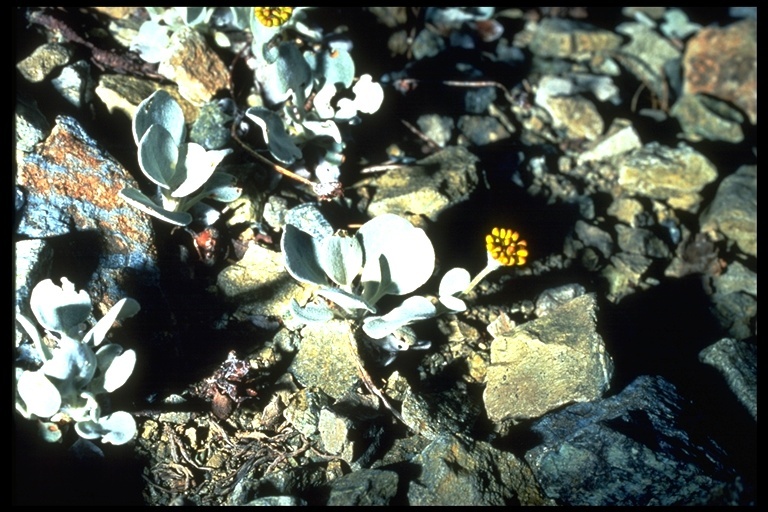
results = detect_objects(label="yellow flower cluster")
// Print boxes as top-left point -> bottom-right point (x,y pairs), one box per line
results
254,7 -> 294,27
485,227 -> 528,266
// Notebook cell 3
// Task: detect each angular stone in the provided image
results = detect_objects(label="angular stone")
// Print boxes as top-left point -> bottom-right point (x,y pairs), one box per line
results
158,26 -> 230,106
15,115 -> 159,316
617,142 -> 718,212
683,18 -> 757,124
483,294 -> 613,423
699,165 -> 756,258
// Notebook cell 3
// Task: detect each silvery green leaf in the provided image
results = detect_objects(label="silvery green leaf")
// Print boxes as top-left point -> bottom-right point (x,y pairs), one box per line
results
41,335 -> 96,386
120,187 -> 193,226
205,172 -> 242,202
94,346 -> 136,393
16,313 -> 50,362
83,297 -> 140,348
99,411 -> 138,445
130,21 -> 172,64
281,224 -> 328,286
312,83 -> 337,119
254,42 -> 312,106
30,278 -> 91,337
335,74 -> 385,119
317,48 -> 355,89
17,370 -> 61,418
245,107 -> 303,164
138,124 -> 178,189
318,233 -> 363,287
284,298 -> 334,330
316,287 -> 376,314
39,421 -> 63,442
302,120 -> 343,143
362,295 -> 437,340
438,267 -> 470,312
133,90 -> 186,147
358,214 -> 435,296
171,144 -> 231,197
439,267 -> 471,296
74,411 -> 137,445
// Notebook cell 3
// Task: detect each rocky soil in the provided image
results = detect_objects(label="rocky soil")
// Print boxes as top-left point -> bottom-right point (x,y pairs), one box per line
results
14,7 -> 756,506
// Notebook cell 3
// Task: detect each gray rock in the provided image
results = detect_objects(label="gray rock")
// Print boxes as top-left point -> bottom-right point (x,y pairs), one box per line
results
617,142 -> 718,212
363,146 -> 479,225
484,294 -> 614,423
15,115 -> 160,316
326,468 -> 399,506
16,42 -> 72,83
15,95 -> 51,152
52,60 -> 93,108
670,93 -> 745,144
699,165 -> 756,258
289,319 -> 361,400
699,338 -> 757,420
526,375 -> 748,505
408,433 -> 553,505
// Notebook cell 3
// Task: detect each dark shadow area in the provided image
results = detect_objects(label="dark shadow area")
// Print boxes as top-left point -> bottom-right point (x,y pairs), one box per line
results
599,276 -> 756,495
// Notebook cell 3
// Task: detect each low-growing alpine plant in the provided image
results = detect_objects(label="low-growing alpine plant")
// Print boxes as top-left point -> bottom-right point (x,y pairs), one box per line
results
280,206 -> 529,365
15,278 -> 140,445
120,90 -> 242,226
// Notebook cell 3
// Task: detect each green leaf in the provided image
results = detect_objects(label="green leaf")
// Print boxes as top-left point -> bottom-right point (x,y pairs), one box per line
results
281,224 -> 328,286
171,144 -> 231,197
362,295 -> 437,340
30,278 -> 91,337
133,89 -> 186,147
120,187 -> 193,226
83,297 -> 140,348
205,172 -> 243,202
318,232 -> 363,287
358,214 -> 435,296
17,370 -> 61,418
138,124 -> 178,189
245,107 -> 303,164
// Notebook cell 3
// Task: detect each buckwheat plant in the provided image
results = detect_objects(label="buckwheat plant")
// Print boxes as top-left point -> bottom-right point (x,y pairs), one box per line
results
120,90 -> 242,226
15,278 -> 140,445
280,205 -> 528,365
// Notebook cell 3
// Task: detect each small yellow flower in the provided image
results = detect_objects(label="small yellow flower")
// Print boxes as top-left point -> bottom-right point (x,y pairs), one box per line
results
485,227 -> 528,266
254,7 -> 294,27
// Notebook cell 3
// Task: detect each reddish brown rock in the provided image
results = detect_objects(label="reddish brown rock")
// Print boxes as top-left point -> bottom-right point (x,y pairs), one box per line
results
682,19 -> 757,124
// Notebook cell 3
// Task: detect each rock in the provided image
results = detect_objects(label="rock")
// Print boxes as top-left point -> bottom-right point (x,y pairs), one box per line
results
617,142 -> 718,212
408,433 -> 553,505
483,293 -> 613,423
699,165 -> 756,258
289,319 -> 361,400
537,94 -> 604,141
670,93 -> 745,144
699,338 -> 757,421
601,252 -> 653,302
15,95 -> 51,153
615,21 -> 681,108
527,17 -> 622,59
577,118 -> 642,165
682,18 -> 757,124
216,243 -> 311,317
326,469 -> 399,506
417,114 -> 454,147
51,60 -> 93,108
400,387 -> 481,441
16,43 -> 72,83
95,74 -> 199,124
363,146 -> 479,225
283,387 -> 332,438
525,375 -> 749,505
15,115 -> 159,316
157,26 -> 230,106
457,115 -> 512,145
